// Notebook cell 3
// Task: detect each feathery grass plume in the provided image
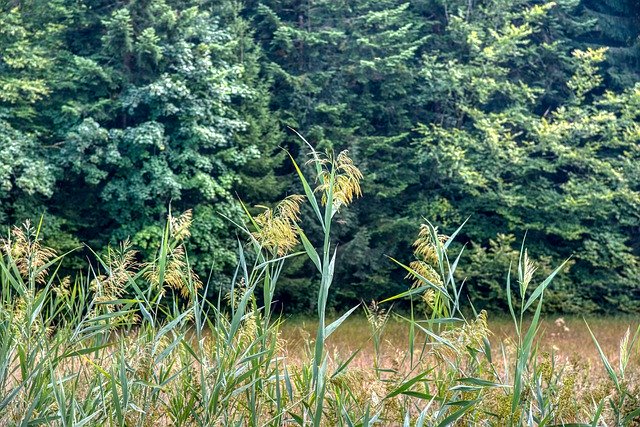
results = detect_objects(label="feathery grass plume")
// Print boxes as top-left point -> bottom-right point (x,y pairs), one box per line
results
328,368 -> 387,412
252,194 -> 304,256
237,308 -> 259,347
556,370 -> 580,421
442,310 -> 491,353
482,386 -> 517,421
619,327 -> 631,377
364,300 -> 390,374
225,277 -> 248,310
538,351 -> 554,385
53,276 -> 71,297
407,224 -> 448,287
7,288 -> 52,336
169,208 -> 193,241
1,220 -> 56,284
413,224 -> 447,264
406,224 -> 447,319
222,275 -> 262,350
313,150 -> 363,210
144,244 -> 200,298
519,249 -> 537,293
408,260 -> 443,288
364,300 -> 389,332
618,326 -> 640,382
91,238 -> 138,304
417,288 -> 439,322
143,210 -> 201,297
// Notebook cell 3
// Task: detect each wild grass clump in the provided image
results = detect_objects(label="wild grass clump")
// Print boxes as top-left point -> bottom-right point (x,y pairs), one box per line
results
0,140 -> 639,426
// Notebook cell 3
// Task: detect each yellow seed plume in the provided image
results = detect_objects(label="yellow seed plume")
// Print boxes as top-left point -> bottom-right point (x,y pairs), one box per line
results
407,224 -> 448,291
421,289 -> 436,309
408,260 -> 443,288
314,150 -> 363,210
365,300 -> 389,332
143,244 -> 201,298
142,210 -> 201,298
620,326 -> 631,372
0,220 -> 56,284
252,195 -> 304,256
442,310 -> 491,353
412,224 -> 447,265
169,209 -> 193,242
90,238 -> 139,307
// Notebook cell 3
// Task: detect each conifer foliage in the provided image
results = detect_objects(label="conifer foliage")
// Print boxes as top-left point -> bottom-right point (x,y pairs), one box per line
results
579,0 -> 640,88
0,0 -> 638,312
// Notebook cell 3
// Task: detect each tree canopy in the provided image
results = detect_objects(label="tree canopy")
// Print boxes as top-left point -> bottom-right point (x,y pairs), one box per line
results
1,0 -> 638,313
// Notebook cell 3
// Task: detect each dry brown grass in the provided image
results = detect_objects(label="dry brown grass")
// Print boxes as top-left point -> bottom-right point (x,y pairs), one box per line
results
281,314 -> 640,373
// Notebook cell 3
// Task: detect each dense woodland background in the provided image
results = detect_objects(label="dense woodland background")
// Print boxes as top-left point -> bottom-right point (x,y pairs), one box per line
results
1,0 -> 639,314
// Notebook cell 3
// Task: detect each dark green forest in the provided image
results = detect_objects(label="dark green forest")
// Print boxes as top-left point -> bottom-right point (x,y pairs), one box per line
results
1,0 -> 639,314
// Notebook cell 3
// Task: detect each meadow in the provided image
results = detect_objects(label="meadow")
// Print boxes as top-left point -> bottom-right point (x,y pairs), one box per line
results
0,146 -> 639,426
282,315 -> 639,374
3,1 -> 640,425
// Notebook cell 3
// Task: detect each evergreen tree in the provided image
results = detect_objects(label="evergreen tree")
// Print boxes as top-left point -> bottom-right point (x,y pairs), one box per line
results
1,0 -> 639,313
578,0 -> 640,88
249,0 -> 430,308
414,11 -> 640,312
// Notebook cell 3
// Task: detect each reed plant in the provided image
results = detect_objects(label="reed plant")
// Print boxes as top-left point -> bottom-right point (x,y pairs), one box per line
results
0,142 -> 638,426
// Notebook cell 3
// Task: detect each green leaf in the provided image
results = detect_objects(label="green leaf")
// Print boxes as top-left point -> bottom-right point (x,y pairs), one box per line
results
287,151 -> 324,228
585,320 -> 620,391
325,304 -> 360,338
523,258 -> 570,311
297,226 -> 321,272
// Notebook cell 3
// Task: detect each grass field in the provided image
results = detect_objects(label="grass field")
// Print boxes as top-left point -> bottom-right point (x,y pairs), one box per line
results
282,315 -> 640,372
2,147 -> 640,425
